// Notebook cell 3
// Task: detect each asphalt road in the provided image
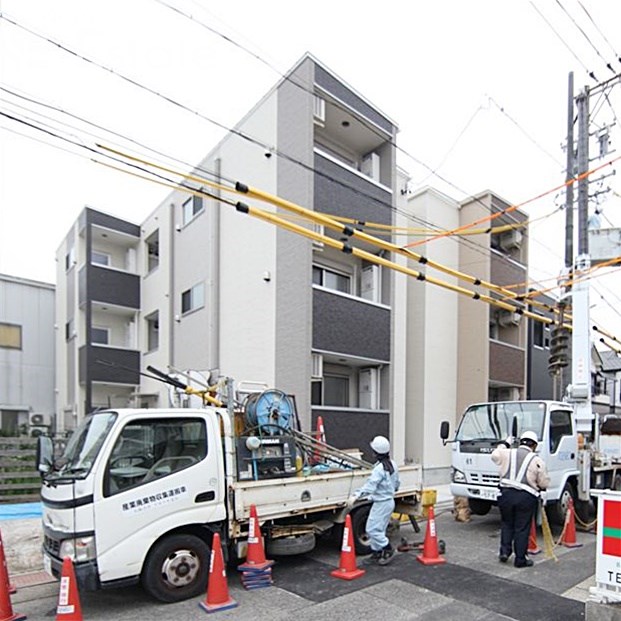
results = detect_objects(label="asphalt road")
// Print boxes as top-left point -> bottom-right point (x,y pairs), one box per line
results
6,504 -> 598,621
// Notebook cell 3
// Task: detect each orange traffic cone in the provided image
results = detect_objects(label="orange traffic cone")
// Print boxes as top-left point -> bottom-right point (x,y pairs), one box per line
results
238,505 -> 274,571
560,498 -> 583,548
313,416 -> 326,464
416,505 -> 446,565
199,533 -> 237,613
527,518 -> 541,555
0,530 -> 25,621
56,557 -> 82,621
330,514 -> 365,580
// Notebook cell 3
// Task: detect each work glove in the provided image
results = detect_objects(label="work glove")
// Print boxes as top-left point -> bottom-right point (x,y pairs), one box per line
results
500,436 -> 513,448
345,494 -> 358,509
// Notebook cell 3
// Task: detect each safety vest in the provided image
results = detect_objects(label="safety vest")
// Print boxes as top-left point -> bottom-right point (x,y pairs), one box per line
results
499,447 -> 539,496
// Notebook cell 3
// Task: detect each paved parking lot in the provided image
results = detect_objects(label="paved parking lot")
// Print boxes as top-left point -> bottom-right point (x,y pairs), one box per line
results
5,503 -> 601,621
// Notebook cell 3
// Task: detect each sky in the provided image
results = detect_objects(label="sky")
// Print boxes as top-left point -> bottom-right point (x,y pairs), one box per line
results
1,0 -> 621,335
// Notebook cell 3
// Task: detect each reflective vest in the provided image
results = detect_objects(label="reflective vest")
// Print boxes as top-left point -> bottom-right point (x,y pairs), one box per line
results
499,447 -> 539,496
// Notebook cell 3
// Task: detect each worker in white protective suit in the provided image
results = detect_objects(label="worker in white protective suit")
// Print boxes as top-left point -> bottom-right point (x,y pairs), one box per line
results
346,436 -> 400,565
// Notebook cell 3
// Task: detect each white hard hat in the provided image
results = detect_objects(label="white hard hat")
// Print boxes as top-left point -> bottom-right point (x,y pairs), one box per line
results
370,436 -> 390,454
520,430 -> 538,444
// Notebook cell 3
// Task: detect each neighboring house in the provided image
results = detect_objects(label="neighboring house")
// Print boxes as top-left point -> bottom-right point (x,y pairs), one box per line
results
0,273 -> 55,435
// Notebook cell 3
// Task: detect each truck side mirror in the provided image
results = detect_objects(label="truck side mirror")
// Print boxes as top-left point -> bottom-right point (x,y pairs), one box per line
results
36,436 -> 54,476
440,421 -> 450,444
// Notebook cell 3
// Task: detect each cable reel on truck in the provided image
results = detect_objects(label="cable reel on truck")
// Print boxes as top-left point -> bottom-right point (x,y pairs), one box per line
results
243,389 -> 294,435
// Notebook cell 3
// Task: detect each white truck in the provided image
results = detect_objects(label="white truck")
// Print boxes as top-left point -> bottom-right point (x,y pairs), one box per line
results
440,399 -> 621,525
37,388 -> 422,603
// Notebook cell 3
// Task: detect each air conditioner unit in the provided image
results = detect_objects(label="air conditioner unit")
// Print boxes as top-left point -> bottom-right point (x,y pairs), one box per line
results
499,229 -> 523,252
311,353 -> 323,379
29,412 -> 51,427
313,96 -> 326,127
498,310 -> 522,327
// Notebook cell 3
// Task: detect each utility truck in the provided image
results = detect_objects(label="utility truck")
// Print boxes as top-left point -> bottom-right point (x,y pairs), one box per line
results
37,379 -> 422,603
440,399 -> 621,524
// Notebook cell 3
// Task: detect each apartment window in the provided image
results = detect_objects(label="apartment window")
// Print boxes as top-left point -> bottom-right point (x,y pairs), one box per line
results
92,326 -> 109,345
146,311 -> 159,352
65,246 -> 75,271
182,196 -> 203,226
0,323 -> 21,349
181,283 -> 205,314
92,251 -> 110,266
146,230 -> 159,273
65,319 -> 75,341
533,321 -> 544,348
312,264 -> 351,294
311,367 -> 350,407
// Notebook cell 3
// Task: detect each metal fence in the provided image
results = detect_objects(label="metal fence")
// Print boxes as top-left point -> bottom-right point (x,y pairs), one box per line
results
0,437 -> 40,504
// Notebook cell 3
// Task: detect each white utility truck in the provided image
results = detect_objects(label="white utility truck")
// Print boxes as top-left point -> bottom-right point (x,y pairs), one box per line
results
440,400 -> 621,524
37,384 -> 422,603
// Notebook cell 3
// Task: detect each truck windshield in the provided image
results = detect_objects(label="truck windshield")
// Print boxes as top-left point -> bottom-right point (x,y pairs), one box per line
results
455,402 -> 546,442
56,412 -> 118,478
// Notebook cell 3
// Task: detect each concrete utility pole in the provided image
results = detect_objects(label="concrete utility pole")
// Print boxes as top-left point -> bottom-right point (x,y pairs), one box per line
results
564,72 -> 574,269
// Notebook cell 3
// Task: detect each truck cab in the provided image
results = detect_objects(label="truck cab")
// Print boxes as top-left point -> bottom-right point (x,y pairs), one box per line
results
441,400 -> 578,523
39,408 -> 229,602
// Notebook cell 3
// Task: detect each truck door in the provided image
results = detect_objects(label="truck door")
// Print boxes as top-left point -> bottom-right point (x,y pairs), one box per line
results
544,407 -> 577,497
93,414 -> 225,583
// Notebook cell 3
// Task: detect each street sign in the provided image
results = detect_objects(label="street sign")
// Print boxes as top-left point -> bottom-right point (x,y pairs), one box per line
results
591,490 -> 621,603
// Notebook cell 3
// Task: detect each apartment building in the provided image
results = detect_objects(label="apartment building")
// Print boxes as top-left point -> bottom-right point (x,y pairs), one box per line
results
404,188 -> 529,482
0,273 -> 55,434
55,54 -> 406,462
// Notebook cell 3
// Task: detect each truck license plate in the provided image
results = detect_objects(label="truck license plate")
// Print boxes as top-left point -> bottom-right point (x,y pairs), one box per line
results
480,487 -> 498,500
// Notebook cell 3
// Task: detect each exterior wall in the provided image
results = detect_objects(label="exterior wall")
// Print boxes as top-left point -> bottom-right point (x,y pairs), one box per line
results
405,188 -> 459,483
0,274 -> 55,433
457,196 -> 491,415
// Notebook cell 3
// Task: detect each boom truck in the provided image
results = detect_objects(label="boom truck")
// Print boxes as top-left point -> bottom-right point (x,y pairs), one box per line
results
37,371 -> 422,603
440,255 -> 621,524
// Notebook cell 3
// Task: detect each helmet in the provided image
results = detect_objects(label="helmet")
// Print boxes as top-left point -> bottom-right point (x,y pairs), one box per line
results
370,436 -> 390,454
520,430 -> 538,445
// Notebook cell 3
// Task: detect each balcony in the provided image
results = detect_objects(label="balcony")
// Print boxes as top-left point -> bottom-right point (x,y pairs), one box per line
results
79,345 -> 140,384
79,264 -> 140,309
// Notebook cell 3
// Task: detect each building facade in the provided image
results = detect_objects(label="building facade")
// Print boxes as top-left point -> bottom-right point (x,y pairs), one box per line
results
0,273 -> 55,434
55,54 -> 405,462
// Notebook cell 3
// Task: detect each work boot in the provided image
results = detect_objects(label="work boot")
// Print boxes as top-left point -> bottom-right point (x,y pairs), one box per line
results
362,550 -> 382,565
514,558 -> 534,568
378,544 -> 394,566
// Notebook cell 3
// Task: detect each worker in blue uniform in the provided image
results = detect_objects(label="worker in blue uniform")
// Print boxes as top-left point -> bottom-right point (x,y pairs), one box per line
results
347,436 -> 400,565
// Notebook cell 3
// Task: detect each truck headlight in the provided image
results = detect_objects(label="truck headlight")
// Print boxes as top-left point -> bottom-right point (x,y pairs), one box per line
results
451,467 -> 466,483
59,536 -> 96,562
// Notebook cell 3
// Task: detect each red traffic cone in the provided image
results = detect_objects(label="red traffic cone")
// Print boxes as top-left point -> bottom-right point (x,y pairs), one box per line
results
238,505 -> 274,571
560,498 -> 583,548
199,533 -> 238,613
0,530 -> 25,621
527,518 -> 541,555
330,514 -> 365,580
416,505 -> 446,565
56,557 -> 82,621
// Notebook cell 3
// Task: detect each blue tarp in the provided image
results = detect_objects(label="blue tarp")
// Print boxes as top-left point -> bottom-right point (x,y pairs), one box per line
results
0,503 -> 42,520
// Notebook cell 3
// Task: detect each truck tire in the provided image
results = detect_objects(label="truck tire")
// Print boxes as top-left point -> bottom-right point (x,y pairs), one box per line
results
265,532 -> 316,556
548,481 -> 574,526
350,505 -> 372,555
141,533 -> 210,603
468,498 -> 492,516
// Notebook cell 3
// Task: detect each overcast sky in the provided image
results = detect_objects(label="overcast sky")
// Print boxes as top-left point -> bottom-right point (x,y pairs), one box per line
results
1,0 -> 621,333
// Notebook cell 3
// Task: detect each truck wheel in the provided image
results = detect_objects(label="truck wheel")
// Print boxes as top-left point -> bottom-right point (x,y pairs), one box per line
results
350,505 -> 372,555
548,481 -> 574,526
468,499 -> 492,516
141,534 -> 209,603
265,532 -> 316,556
